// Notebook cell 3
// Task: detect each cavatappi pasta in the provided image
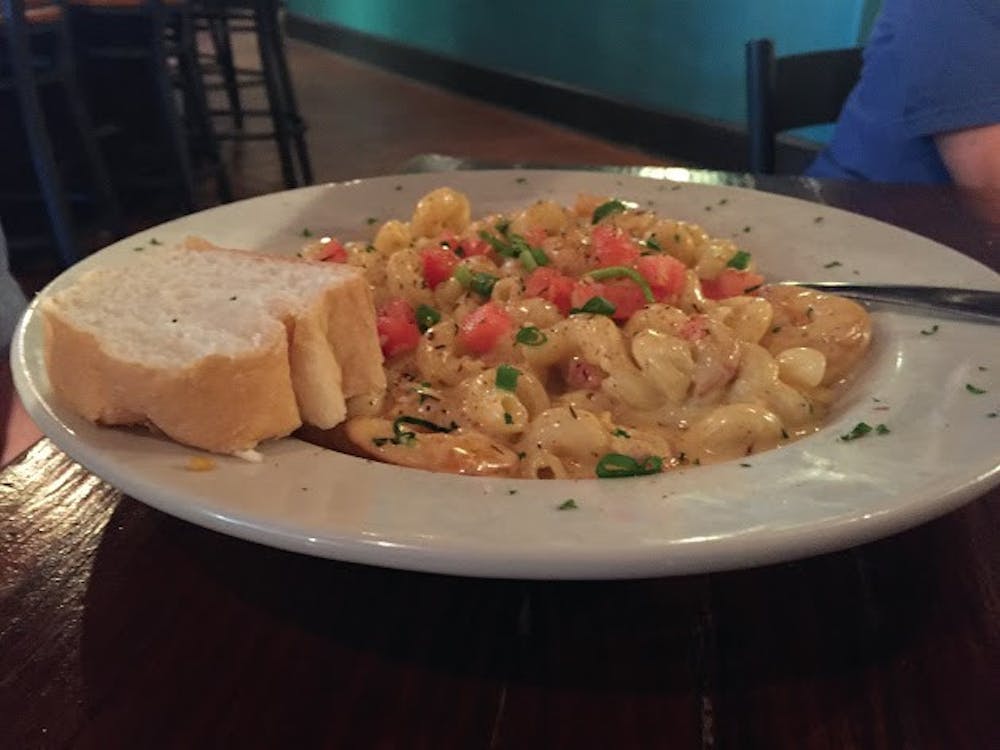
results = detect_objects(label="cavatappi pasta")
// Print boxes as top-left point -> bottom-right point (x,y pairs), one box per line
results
301,188 -> 872,479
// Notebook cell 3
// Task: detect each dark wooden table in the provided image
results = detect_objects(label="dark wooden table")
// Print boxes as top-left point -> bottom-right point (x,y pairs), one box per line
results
2,167 -> 998,749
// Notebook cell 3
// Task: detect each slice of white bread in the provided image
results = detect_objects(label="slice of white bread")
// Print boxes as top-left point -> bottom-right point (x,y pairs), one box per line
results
41,237 -> 386,454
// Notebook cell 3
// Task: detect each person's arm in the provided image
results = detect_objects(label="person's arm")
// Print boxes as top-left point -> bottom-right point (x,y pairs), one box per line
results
936,123 -> 1000,189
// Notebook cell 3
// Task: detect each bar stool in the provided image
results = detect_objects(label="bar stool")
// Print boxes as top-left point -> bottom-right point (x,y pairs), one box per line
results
192,0 -> 312,188
68,0 -> 232,211
1,0 -> 123,267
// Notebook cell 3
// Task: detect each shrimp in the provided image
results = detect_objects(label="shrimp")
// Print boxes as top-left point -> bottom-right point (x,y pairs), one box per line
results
345,417 -> 519,476
759,286 -> 871,385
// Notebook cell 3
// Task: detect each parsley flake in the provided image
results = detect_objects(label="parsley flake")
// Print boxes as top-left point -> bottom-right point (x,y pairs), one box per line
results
966,384 -> 987,395
301,228 -> 312,237
149,238 -> 163,246
920,324 -> 940,335
840,422 -> 873,441
557,499 -> 578,510
612,428 -> 631,438
823,261 -> 842,269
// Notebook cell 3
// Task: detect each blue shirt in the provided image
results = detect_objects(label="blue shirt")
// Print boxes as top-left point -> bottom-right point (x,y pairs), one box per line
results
807,0 -> 1000,184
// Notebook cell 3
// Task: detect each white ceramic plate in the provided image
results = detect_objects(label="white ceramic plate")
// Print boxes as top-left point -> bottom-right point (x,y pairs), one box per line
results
12,170 -> 1000,579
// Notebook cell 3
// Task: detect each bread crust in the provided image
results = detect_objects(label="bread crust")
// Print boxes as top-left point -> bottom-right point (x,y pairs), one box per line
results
43,310 -> 303,453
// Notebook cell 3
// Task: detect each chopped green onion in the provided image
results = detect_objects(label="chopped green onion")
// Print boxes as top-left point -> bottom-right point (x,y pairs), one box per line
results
479,230 -> 549,269
515,326 -> 548,346
641,237 -> 662,252
726,250 -> 752,270
478,230 -> 518,257
415,304 -> 441,332
570,296 -> 616,316
471,273 -> 498,297
453,265 -> 498,298
595,453 -> 664,478
386,416 -> 457,446
592,199 -> 627,224
495,218 -> 511,235
586,266 -> 655,303
495,364 -> 520,392
520,247 -> 539,272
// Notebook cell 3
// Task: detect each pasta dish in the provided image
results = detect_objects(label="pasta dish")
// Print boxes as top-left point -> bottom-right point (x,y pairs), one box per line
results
302,188 -> 872,479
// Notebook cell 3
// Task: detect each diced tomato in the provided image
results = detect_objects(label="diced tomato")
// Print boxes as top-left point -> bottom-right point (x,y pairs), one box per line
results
591,224 -> 640,268
458,236 -> 492,258
569,279 -> 647,321
525,267 -> 576,315
700,269 -> 766,300
600,280 -> 649,321
420,246 -> 460,289
679,315 -> 710,342
312,239 -> 347,262
457,302 -> 512,354
636,254 -> 686,301
524,227 -> 548,246
376,299 -> 420,358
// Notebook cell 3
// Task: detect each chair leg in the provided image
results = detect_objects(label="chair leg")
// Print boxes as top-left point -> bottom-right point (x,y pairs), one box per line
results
149,39 -> 197,213
58,28 -> 125,239
177,13 -> 232,202
262,7 -> 312,185
254,0 -> 297,188
7,18 -> 79,266
208,15 -> 243,129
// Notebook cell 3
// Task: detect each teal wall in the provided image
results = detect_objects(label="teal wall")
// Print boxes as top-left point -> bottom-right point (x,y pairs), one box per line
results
288,0 -> 873,129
